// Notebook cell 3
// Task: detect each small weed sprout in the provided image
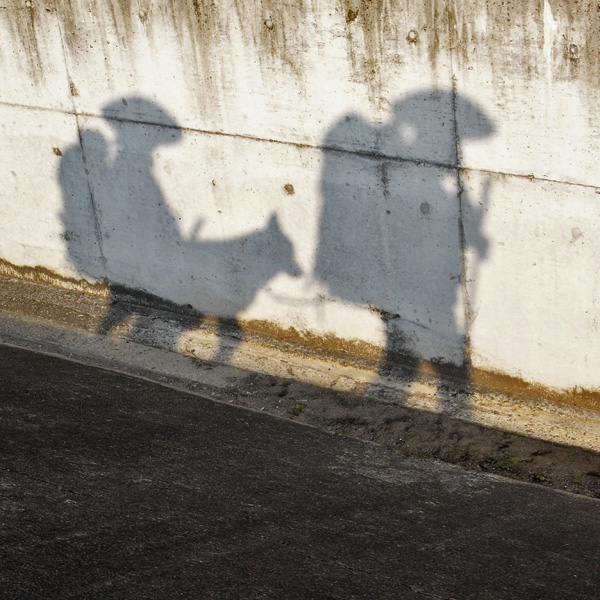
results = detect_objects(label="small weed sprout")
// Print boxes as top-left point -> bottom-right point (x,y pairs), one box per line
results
292,403 -> 306,416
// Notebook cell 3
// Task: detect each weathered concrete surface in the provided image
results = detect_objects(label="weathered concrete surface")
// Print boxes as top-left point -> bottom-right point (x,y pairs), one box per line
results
1,342 -> 600,599
463,172 -> 600,391
1,1 -> 600,398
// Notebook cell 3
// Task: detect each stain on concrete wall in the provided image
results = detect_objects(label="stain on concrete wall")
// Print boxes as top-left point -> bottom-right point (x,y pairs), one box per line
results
232,0 -> 309,76
1,1 -> 51,85
449,0 -> 600,90
48,0 -> 312,113
338,0 -> 449,104
4,1 -> 600,102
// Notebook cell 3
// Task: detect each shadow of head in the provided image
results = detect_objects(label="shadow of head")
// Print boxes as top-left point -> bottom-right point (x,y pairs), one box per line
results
389,90 -> 495,160
238,213 -> 303,289
101,96 -> 183,149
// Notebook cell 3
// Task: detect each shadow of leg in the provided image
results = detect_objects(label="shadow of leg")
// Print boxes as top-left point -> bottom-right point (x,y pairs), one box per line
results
438,361 -> 472,421
379,311 -> 473,420
212,317 -> 243,366
97,287 -> 136,337
379,310 -> 419,379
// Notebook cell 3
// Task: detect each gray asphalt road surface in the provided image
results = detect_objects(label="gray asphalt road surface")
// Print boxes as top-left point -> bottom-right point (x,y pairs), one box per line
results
1,344 -> 599,599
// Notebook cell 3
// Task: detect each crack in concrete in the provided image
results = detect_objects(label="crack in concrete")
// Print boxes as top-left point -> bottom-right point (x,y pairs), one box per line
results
1,99 -> 598,191
53,10 -> 108,278
451,73 -> 472,373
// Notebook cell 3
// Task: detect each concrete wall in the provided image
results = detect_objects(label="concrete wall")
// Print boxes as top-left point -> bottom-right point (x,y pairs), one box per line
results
1,0 -> 599,394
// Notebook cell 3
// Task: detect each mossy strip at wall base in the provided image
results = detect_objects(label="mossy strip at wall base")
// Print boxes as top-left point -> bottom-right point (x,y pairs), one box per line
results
1,260 -> 599,416
0,258 -> 108,297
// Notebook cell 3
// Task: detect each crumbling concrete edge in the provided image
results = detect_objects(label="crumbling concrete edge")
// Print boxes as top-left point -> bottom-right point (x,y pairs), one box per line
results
0,272 -> 599,454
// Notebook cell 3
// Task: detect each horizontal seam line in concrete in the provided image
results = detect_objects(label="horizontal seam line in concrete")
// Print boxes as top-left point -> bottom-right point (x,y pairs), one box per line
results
3,100 -> 599,191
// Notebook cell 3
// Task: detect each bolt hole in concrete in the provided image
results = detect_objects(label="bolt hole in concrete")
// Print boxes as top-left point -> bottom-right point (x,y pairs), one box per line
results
407,30 -> 418,43
569,43 -> 579,60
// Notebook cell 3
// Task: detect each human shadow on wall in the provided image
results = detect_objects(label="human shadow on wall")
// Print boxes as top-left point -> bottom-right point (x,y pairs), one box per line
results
315,90 -> 494,414
59,97 -> 301,363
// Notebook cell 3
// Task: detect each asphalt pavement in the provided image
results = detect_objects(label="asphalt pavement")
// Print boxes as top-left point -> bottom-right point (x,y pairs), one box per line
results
1,343 -> 599,599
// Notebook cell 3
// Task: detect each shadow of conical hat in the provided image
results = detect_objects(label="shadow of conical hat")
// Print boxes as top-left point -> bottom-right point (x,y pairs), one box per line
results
101,96 -> 182,146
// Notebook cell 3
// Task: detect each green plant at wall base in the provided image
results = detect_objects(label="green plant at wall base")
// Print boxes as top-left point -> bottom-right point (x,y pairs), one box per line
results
292,403 -> 306,416
491,454 -> 532,471
490,435 -> 533,471
571,470 -> 584,485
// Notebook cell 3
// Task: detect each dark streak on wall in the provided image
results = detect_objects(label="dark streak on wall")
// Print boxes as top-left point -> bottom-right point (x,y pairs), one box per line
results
3,0 -> 600,112
54,0 -> 310,113
232,0 -> 309,78
555,0 -> 600,86
451,0 -> 600,91
1,2 -> 46,85
338,0 -> 447,105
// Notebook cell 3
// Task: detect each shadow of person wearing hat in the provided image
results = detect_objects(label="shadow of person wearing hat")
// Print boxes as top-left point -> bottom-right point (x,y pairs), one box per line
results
59,96 -> 301,363
315,89 -> 495,413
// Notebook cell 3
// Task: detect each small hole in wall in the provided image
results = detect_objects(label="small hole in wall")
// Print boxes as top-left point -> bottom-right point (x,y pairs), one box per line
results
407,30 -> 418,44
346,9 -> 359,23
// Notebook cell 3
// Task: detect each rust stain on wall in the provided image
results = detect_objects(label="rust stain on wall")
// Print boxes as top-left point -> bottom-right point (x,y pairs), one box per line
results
0,257 -> 108,297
